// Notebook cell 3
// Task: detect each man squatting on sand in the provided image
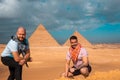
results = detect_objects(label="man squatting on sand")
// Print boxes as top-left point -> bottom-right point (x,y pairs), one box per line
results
62,35 -> 92,78
1,27 -> 32,80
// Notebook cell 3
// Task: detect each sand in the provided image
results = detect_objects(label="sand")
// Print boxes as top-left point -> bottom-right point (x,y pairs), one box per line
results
0,44 -> 120,80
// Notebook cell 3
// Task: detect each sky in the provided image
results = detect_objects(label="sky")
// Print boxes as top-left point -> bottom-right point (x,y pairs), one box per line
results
0,0 -> 120,44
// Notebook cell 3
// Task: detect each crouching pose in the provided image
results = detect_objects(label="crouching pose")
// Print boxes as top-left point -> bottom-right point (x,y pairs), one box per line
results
62,35 -> 91,78
1,27 -> 32,80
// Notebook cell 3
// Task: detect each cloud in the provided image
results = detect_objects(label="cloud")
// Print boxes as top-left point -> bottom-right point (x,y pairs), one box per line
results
0,0 -> 120,31
0,0 -> 21,18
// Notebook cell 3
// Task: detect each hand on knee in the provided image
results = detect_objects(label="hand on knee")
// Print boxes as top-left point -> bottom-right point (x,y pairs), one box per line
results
70,68 -> 75,73
80,68 -> 89,77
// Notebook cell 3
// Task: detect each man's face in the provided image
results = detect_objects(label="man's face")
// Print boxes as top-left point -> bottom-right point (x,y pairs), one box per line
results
17,29 -> 26,41
70,39 -> 78,49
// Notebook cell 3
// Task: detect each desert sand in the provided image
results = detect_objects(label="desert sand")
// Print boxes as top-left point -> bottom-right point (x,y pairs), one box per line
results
0,25 -> 120,80
0,44 -> 120,80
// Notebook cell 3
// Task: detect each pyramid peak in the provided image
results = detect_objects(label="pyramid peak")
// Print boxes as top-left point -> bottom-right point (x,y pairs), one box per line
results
29,24 -> 60,47
73,31 -> 80,35
74,30 -> 79,33
72,31 -> 82,37
37,24 -> 46,30
64,31 -> 92,47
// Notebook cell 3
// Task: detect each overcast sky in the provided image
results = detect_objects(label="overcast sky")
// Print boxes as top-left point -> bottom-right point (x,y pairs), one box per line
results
0,0 -> 120,44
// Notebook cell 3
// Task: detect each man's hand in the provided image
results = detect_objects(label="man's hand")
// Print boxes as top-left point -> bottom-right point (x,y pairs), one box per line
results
64,72 -> 68,77
27,57 -> 32,62
19,59 -> 25,65
70,68 -> 76,73
64,71 -> 73,78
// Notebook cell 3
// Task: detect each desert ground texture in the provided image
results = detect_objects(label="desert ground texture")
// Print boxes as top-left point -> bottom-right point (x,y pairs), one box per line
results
0,44 -> 120,80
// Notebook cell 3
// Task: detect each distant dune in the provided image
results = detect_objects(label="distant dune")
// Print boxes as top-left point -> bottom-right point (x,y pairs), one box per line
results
93,43 -> 120,49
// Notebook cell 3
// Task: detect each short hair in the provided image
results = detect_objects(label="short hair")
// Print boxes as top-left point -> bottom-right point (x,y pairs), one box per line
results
69,35 -> 78,41
17,26 -> 26,34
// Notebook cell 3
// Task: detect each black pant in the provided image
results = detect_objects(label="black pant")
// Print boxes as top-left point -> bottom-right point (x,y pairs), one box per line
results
1,57 -> 22,80
72,64 -> 92,76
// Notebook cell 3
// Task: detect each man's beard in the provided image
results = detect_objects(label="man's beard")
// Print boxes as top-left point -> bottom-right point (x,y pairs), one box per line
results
17,37 -> 25,42
71,44 -> 77,49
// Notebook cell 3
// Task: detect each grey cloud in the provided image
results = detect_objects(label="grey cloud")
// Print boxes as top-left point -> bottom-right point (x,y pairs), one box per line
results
0,0 -> 21,18
1,0 -> 120,31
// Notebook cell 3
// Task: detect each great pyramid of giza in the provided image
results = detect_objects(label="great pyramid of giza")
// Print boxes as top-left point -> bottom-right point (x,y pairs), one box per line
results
29,24 -> 60,47
63,31 -> 92,47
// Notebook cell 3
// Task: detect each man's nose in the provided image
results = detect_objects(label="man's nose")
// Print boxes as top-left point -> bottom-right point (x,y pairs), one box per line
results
20,35 -> 24,37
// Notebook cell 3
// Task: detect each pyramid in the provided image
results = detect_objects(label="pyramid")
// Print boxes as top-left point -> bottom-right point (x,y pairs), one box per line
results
63,31 -> 92,47
29,24 -> 60,47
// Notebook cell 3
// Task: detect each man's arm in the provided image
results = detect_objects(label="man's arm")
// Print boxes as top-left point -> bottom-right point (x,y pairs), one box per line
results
77,56 -> 89,69
12,51 -> 23,62
24,49 -> 31,61
65,59 -> 71,77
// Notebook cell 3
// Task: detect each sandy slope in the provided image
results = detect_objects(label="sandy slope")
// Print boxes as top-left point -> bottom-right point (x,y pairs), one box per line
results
0,45 -> 120,80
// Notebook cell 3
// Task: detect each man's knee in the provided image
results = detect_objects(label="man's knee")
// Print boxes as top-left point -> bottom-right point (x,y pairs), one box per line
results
80,67 -> 89,75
